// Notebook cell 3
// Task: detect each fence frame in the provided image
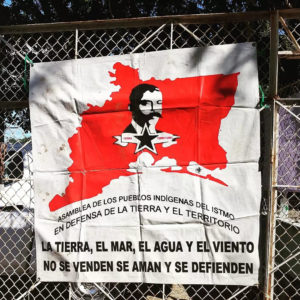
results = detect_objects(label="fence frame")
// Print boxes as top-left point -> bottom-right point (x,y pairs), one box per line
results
0,8 -> 299,300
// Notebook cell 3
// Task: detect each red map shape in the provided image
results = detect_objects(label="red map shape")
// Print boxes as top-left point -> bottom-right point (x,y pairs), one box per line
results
49,63 -> 239,211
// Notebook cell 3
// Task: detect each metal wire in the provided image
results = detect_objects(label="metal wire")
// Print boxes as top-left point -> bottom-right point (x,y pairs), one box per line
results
269,99 -> 300,300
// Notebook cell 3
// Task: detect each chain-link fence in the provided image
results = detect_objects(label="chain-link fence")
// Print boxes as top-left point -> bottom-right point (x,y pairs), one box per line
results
0,9 -> 299,300
266,13 -> 300,300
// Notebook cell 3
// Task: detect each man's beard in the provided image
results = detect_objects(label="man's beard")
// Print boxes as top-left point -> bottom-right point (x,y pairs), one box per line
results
133,111 -> 162,127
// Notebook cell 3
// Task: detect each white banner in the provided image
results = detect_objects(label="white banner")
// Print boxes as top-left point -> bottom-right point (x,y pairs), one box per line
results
30,43 -> 261,284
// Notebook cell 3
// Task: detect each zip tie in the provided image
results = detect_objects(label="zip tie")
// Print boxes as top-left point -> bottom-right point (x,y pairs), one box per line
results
259,85 -> 269,111
259,85 -> 265,107
259,105 -> 267,112
23,54 -> 34,92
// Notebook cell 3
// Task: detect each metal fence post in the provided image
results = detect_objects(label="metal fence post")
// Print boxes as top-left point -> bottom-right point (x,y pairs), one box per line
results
269,10 -> 279,99
265,9 -> 279,300
75,28 -> 78,59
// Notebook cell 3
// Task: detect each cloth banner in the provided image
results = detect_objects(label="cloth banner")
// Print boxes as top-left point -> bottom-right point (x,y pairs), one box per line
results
29,43 -> 261,284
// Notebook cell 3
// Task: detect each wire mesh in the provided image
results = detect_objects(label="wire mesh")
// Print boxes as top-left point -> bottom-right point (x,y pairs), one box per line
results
0,13 -> 298,299
270,103 -> 300,300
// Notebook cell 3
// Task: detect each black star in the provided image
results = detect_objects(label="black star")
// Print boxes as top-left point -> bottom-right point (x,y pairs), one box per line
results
134,125 -> 158,154
196,167 -> 202,173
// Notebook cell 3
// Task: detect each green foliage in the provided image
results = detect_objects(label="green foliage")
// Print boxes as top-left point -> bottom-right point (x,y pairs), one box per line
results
0,1 -> 294,25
